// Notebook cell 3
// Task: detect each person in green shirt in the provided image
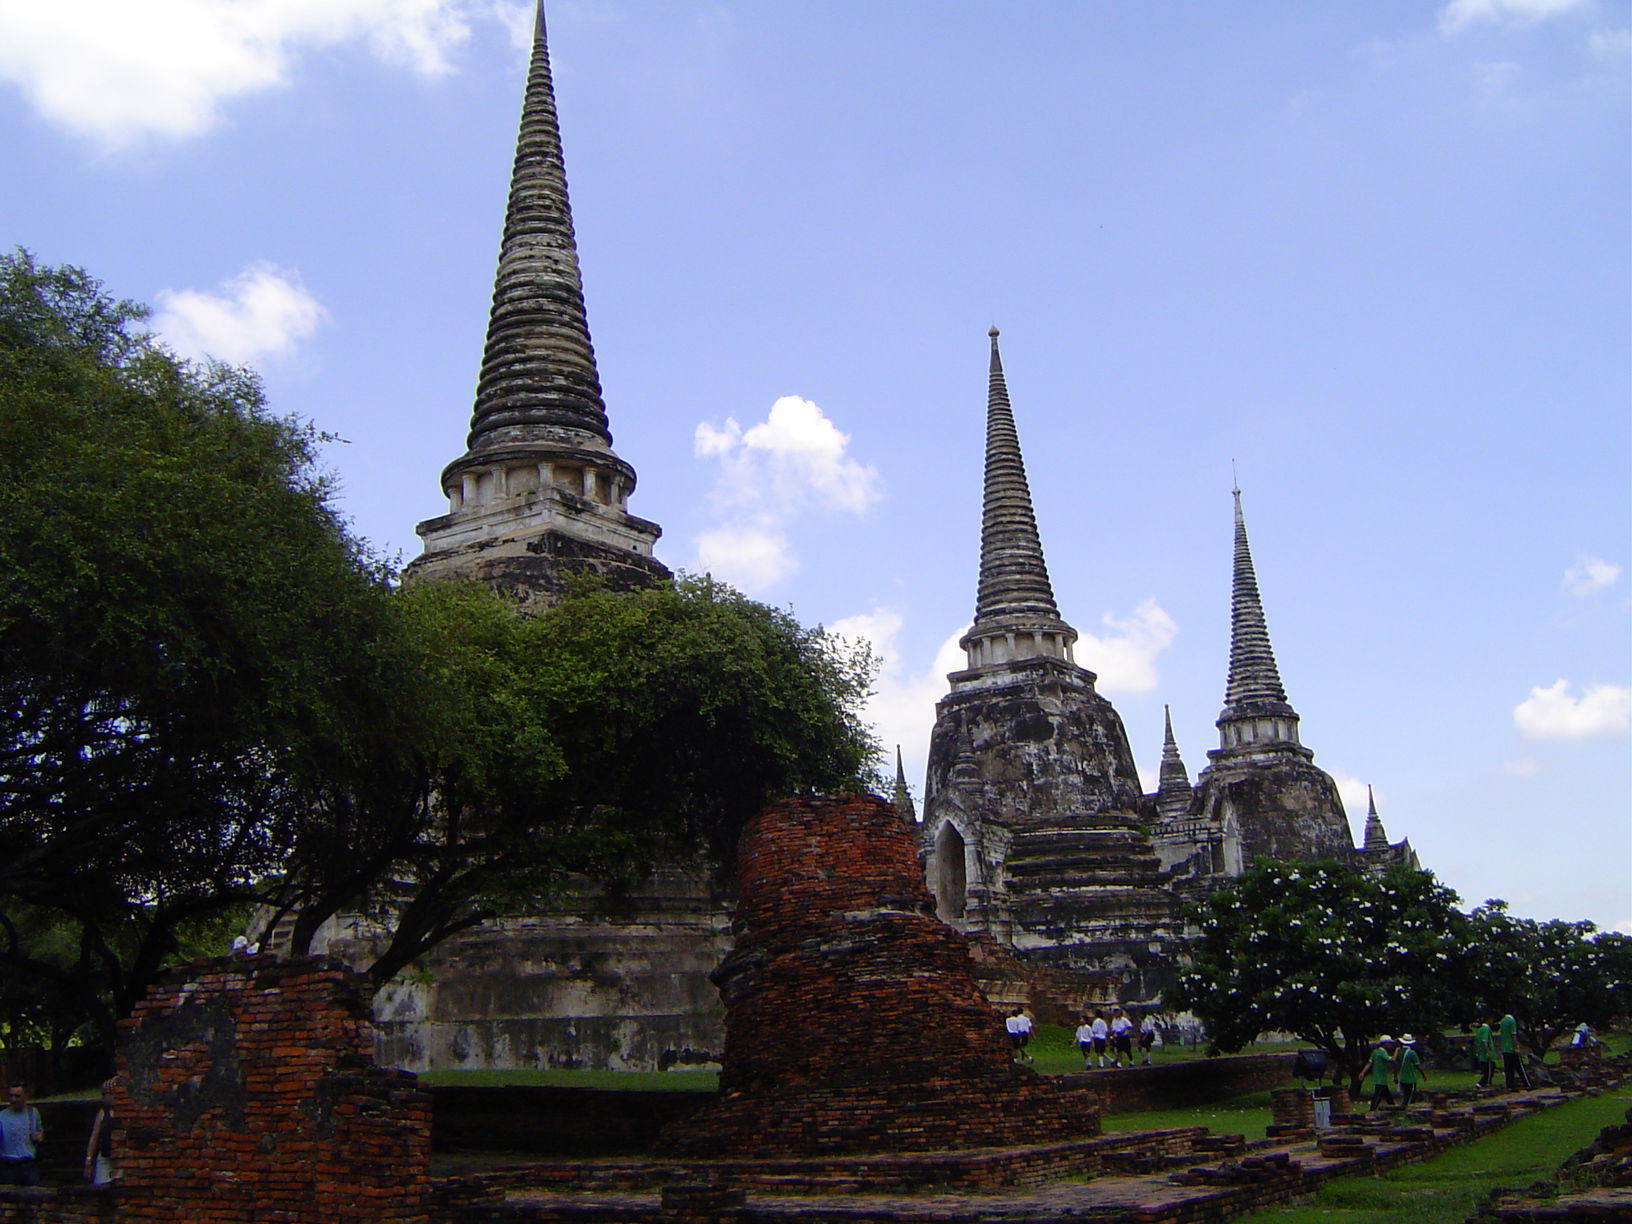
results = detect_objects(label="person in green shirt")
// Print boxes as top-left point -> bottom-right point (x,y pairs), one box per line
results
1472,1018 -> 1495,1089
1498,1012 -> 1531,1089
1397,1033 -> 1427,1106
1367,1035 -> 1398,1110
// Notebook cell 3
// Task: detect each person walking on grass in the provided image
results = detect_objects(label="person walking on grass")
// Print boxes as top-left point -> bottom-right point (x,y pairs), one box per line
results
1089,1010 -> 1110,1068
1005,1007 -> 1034,1063
1472,1017 -> 1496,1090
1499,1011 -> 1531,1090
1110,1008 -> 1134,1068
1138,1012 -> 1160,1065
1367,1035 -> 1398,1110
1397,1034 -> 1427,1107
1075,1014 -> 1096,1069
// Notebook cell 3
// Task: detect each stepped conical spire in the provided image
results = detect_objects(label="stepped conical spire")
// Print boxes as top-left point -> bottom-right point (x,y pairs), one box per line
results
974,328 -> 1064,626
466,0 -> 607,451
1222,485 -> 1289,712
892,746 -> 918,825
1362,786 -> 1390,852
1155,705 -> 1194,821
411,0 -> 665,596
958,328 -> 1077,672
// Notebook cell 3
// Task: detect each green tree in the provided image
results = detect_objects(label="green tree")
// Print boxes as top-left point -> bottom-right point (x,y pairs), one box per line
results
1463,902 -> 1630,1058
0,251 -> 409,1053
1168,859 -> 1467,1094
273,574 -> 880,986
1,252 -> 881,1055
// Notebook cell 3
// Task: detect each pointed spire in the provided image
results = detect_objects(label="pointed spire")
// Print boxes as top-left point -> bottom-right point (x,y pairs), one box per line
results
957,328 -> 1077,672
892,745 -> 918,824
1362,785 -> 1390,851
1223,485 -> 1288,710
411,0 -> 665,593
466,0 -> 609,452
1155,705 -> 1193,821
973,327 -> 1065,626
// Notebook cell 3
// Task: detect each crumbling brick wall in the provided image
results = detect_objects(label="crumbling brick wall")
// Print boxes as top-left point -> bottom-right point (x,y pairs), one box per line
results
658,795 -> 1102,1157
115,956 -> 430,1223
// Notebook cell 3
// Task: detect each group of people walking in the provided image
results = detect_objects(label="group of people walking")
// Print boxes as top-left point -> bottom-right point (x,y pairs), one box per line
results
1471,1013 -> 1532,1092
1368,1012 -> 1536,1110
1366,1033 -> 1428,1108
1004,1005 -> 1164,1068
1075,1008 -> 1159,1069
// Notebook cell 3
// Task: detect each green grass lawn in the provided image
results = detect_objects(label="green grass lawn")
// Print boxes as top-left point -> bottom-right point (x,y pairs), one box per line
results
1101,1090 -> 1277,1141
1239,1086 -> 1632,1224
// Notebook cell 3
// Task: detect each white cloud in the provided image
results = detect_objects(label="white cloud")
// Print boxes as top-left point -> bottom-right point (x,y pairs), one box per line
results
153,263 -> 326,366
826,610 -> 966,803
1590,28 -> 1632,60
1513,679 -> 1632,740
1074,597 -> 1177,695
1476,59 -> 1523,90
695,396 -> 881,515
0,0 -> 487,149
693,523 -> 796,593
1438,0 -> 1590,35
1563,555 -> 1622,597
1329,770 -> 1374,821
692,395 -> 880,592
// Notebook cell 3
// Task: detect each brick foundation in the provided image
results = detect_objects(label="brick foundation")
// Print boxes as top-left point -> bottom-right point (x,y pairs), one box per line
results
0,1190 -> 115,1224
114,956 -> 431,1223
658,795 -> 1102,1157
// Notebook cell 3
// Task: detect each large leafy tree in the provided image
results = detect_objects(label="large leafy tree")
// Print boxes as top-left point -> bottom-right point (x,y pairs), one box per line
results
1462,901 -> 1631,1058
1,252 -> 880,1061
272,574 -> 880,987
0,251 -> 409,1054
1169,859 -> 1467,1094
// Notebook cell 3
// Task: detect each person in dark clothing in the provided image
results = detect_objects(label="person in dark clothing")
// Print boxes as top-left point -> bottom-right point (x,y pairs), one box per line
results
84,1081 -> 115,1185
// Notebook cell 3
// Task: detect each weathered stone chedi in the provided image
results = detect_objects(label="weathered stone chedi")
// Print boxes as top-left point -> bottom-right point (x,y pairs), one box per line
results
407,1 -> 666,601
918,330 -> 1418,1004
660,795 -> 1101,1157
919,331 -> 1180,999
331,0 -> 1421,1068
309,2 -> 725,1076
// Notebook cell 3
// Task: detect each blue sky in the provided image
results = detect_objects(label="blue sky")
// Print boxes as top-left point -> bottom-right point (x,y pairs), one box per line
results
2,0 -> 1627,932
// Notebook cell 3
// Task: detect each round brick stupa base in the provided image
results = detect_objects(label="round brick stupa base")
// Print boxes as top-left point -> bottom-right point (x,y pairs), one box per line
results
658,795 -> 1100,1157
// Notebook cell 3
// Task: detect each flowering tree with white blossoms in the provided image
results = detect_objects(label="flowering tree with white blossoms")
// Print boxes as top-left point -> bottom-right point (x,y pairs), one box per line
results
1168,859 -> 1466,1095
1462,901 -> 1632,1059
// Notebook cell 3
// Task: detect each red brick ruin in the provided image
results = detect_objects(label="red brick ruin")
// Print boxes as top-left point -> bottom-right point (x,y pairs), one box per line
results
658,793 -> 1102,1157
113,957 -> 430,1224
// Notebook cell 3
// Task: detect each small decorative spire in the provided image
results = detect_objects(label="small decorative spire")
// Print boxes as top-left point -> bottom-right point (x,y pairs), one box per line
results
466,0 -> 609,452
1155,705 -> 1193,821
892,746 -> 918,824
1362,785 -> 1390,851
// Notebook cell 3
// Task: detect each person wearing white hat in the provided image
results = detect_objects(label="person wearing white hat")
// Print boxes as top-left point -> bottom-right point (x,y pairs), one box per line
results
1397,1034 -> 1427,1106
1367,1035 -> 1398,1110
